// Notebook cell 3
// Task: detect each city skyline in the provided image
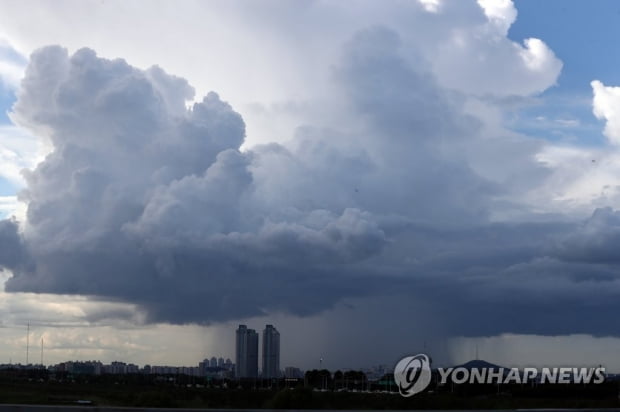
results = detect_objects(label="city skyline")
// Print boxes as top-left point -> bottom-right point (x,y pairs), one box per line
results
7,321 -> 620,376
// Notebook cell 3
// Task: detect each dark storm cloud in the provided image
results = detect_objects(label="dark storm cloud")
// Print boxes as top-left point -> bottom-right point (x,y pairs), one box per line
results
2,28 -> 620,337
361,220 -> 620,338
0,217 -> 29,271
555,207 -> 620,264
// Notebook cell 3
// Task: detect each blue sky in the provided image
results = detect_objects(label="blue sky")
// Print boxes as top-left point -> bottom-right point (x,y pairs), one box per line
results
0,77 -> 18,196
0,86 -> 17,198
0,179 -> 16,197
511,0 -> 620,87
508,0 -> 620,146
0,40 -> 26,122
0,88 -> 15,124
0,42 -> 25,199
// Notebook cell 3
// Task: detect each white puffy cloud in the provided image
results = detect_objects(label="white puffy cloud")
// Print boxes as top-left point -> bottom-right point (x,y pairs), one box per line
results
592,80 -> 620,145
0,0 -> 562,147
529,145 -> 620,215
477,0 -> 516,35
418,0 -> 442,13
429,14 -> 562,96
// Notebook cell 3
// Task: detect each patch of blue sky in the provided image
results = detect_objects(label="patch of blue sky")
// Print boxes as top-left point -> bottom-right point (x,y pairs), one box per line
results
0,176 -> 18,219
0,84 -> 20,201
0,86 -> 16,124
0,40 -> 26,124
507,0 -> 620,147
507,92 -> 606,147
0,177 -> 17,196
0,42 -> 27,67
511,0 -> 620,88
0,82 -> 20,200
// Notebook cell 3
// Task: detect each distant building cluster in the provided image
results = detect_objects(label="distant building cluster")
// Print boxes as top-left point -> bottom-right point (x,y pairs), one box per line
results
1,323 -> 305,380
0,358 -> 235,378
284,366 -> 303,379
197,356 -> 234,378
0,359 -> 305,382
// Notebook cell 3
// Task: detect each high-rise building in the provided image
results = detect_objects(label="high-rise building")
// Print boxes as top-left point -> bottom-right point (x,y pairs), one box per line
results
235,325 -> 258,378
262,324 -> 280,379
210,356 -> 217,367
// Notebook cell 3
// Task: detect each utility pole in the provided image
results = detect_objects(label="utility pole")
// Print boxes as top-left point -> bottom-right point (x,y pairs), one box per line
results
26,322 -> 30,365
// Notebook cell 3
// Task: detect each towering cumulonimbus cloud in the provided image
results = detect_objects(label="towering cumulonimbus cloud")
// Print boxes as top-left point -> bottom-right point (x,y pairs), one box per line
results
0,43 -> 397,323
2,20 -> 620,339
